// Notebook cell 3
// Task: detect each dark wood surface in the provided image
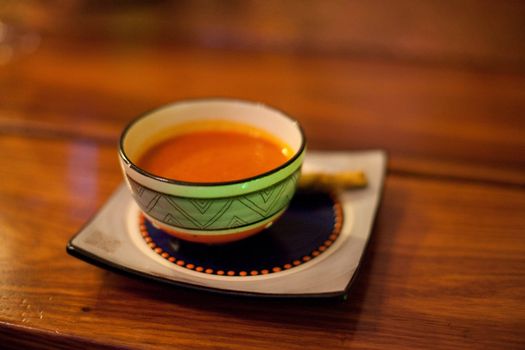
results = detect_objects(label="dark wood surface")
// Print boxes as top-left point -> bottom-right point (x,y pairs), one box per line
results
1,1 -> 524,349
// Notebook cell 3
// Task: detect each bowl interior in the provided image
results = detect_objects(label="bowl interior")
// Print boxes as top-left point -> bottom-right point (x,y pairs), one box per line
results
121,100 -> 304,184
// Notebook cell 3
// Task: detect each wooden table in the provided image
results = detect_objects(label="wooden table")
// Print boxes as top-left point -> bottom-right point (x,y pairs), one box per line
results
1,2 -> 524,349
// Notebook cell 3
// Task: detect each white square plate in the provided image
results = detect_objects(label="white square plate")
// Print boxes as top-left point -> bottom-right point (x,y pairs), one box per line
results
67,150 -> 386,298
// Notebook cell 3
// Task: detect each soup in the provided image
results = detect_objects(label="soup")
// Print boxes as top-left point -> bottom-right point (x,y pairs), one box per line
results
136,122 -> 293,183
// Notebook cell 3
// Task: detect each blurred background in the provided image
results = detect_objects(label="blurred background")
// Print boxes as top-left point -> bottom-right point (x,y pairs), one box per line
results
1,0 -> 524,186
2,0 -> 525,68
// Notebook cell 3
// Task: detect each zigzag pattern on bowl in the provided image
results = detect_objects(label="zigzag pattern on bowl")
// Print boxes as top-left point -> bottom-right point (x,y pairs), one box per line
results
126,171 -> 300,231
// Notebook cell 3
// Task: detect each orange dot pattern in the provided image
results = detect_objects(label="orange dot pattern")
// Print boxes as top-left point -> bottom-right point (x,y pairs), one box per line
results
139,192 -> 343,277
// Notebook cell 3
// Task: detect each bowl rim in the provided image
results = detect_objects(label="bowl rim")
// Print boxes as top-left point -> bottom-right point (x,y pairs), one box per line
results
119,98 -> 306,187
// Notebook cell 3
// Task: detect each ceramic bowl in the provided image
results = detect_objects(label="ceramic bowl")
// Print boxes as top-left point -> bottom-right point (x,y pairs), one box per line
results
119,99 -> 306,244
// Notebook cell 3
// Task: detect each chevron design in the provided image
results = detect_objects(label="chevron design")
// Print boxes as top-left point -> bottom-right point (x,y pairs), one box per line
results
239,184 -> 283,216
165,197 -> 234,229
163,213 -> 183,227
189,198 -> 213,214
259,188 -> 274,203
128,178 -> 145,196
146,194 -> 161,212
126,170 -> 300,230
228,215 -> 248,228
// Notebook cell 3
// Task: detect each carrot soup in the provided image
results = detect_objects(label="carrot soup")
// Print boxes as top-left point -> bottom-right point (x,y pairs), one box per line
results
136,121 -> 293,183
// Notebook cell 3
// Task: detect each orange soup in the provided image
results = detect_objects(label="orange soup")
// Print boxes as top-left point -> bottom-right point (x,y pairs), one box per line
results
136,125 -> 292,182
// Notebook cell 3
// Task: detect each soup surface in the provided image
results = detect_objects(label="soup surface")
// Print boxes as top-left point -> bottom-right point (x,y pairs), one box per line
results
136,126 -> 293,183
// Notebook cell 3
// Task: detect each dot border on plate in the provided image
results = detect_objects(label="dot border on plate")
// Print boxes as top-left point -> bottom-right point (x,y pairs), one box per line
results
138,192 -> 343,277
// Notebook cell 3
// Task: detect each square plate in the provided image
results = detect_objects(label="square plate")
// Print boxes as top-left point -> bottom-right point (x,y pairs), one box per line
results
67,150 -> 386,298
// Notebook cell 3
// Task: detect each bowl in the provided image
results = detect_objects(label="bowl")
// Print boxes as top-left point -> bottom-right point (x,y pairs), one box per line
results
119,99 -> 306,244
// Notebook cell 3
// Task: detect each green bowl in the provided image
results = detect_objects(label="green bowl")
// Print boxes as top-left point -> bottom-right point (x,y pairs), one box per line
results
119,99 -> 306,244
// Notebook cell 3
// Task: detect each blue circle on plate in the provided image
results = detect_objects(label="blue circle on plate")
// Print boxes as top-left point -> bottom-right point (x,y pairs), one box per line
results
142,190 -> 342,276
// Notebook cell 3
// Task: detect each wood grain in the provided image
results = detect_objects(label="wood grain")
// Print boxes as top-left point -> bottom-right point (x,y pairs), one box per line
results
1,1 -> 525,348
7,0 -> 525,70
0,135 -> 524,349
2,43 -> 524,185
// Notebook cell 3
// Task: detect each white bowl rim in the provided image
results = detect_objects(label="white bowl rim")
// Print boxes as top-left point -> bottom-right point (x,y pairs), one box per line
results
119,98 -> 306,187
